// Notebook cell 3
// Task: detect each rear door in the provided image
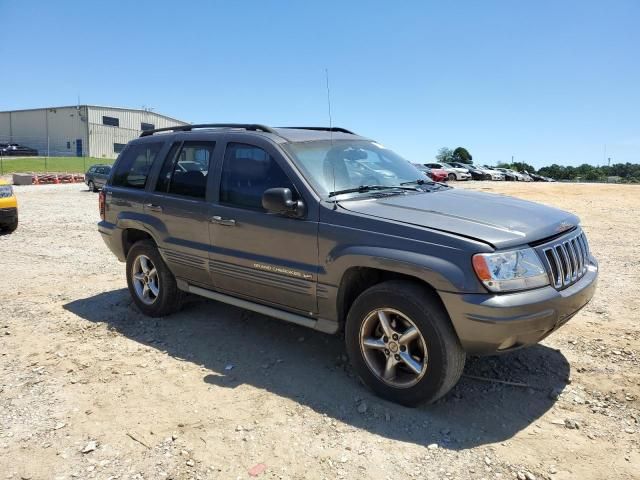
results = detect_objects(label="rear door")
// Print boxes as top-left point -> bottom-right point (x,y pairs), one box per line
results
208,137 -> 319,314
144,140 -> 218,287
95,166 -> 110,187
107,141 -> 166,224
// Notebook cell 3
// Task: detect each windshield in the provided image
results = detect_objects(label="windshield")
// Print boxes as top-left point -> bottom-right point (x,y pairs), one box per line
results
282,140 -> 426,197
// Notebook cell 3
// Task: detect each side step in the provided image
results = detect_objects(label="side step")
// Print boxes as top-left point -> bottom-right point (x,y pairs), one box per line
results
183,282 -> 339,334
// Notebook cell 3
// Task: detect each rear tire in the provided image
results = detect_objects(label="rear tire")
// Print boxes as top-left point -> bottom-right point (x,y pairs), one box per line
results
126,240 -> 183,317
2,218 -> 18,233
447,173 -> 456,181
345,280 -> 465,406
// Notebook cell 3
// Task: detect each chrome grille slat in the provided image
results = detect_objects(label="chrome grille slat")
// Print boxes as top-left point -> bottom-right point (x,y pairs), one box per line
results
564,240 -> 578,281
541,230 -> 590,290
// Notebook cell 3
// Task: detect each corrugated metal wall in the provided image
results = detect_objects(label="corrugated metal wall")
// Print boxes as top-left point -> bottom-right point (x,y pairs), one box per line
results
0,107 -> 88,156
87,107 -> 188,159
0,106 -> 187,159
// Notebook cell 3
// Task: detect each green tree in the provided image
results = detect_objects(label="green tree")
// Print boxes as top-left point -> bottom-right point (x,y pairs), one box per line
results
435,147 -> 454,163
452,147 -> 473,164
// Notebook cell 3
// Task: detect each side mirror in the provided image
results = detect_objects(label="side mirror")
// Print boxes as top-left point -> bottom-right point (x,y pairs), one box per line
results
262,188 -> 306,218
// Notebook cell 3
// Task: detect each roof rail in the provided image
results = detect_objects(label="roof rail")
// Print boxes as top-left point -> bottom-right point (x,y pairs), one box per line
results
280,126 -> 356,135
139,123 -> 277,137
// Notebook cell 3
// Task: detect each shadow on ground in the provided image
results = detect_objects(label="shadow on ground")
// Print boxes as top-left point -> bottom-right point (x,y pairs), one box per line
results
64,289 -> 570,450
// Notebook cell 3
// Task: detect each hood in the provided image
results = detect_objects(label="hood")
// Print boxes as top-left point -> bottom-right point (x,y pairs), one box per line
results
340,188 -> 579,249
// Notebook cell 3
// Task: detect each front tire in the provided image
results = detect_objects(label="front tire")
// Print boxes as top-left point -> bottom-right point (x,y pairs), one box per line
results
345,280 -> 465,406
88,181 -> 96,192
126,240 -> 183,317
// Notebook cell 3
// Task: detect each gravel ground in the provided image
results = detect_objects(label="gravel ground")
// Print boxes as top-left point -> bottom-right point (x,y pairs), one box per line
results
0,181 -> 638,480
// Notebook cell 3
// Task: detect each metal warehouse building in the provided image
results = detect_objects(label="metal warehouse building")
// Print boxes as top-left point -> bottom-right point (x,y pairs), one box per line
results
0,105 -> 188,159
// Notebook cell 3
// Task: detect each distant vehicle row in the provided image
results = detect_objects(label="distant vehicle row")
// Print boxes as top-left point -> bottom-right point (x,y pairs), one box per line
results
416,162 -> 555,182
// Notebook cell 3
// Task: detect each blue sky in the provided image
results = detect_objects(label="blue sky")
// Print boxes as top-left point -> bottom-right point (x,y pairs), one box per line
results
1,0 -> 638,168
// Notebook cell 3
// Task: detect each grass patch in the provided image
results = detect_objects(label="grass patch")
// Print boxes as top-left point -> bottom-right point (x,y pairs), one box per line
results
0,156 -> 112,174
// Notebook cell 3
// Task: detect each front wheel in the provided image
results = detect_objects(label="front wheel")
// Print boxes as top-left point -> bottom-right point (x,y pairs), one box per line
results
126,240 -> 183,317
345,280 -> 465,406
88,181 -> 96,192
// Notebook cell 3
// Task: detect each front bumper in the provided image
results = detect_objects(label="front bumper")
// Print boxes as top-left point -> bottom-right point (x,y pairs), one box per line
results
0,207 -> 17,225
440,259 -> 598,355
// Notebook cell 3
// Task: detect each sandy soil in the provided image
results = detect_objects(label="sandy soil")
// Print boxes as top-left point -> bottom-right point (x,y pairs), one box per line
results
0,181 -> 638,480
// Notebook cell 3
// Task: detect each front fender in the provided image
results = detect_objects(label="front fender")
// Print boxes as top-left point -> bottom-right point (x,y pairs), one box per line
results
326,245 -> 468,293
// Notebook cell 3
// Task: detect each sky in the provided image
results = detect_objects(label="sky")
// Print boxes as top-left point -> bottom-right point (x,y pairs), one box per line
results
1,0 -> 639,168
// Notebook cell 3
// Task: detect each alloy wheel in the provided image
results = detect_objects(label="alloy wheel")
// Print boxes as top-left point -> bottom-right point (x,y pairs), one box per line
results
359,308 -> 428,388
131,254 -> 160,305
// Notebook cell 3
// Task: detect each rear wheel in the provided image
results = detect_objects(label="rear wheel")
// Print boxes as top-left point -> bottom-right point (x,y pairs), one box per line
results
345,280 -> 465,406
2,218 -> 18,233
126,240 -> 183,317
447,173 -> 456,181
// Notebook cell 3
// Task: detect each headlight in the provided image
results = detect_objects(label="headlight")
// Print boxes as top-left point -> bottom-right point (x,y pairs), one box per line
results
472,248 -> 549,292
0,185 -> 13,198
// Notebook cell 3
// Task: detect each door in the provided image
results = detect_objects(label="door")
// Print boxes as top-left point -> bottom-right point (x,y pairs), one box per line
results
76,139 -> 83,157
209,141 -> 318,314
95,166 -> 109,187
146,140 -> 216,287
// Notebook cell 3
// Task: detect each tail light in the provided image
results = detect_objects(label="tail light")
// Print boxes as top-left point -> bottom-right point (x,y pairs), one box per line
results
99,190 -> 106,220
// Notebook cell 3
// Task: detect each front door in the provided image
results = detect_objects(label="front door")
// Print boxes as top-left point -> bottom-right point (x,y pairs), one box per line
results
146,140 -> 217,287
76,139 -> 83,157
209,140 -> 318,314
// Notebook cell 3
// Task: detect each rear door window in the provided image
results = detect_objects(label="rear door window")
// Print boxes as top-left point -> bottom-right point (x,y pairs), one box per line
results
111,142 -> 164,189
155,141 -> 214,199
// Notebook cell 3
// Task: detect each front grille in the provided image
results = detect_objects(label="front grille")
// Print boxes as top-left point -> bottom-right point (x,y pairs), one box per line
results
540,230 -> 590,290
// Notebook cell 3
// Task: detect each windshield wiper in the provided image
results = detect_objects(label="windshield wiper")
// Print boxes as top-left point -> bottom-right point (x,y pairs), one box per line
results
401,178 -> 448,190
328,184 -> 419,197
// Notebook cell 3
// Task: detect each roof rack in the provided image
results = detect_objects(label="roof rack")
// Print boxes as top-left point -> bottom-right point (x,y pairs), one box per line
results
140,123 -> 277,137
280,126 -> 356,134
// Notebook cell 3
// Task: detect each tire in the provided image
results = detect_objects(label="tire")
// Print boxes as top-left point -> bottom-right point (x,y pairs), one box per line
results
126,240 -> 183,317
88,181 -> 96,192
2,217 -> 18,233
345,280 -> 465,406
447,173 -> 456,181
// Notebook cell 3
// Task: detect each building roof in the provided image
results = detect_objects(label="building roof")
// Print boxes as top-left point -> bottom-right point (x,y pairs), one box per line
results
0,105 -> 188,125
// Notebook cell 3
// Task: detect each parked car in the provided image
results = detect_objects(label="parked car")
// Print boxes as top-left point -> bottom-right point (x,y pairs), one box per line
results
519,171 -> 534,182
0,143 -> 38,156
425,162 -> 471,181
99,123 -> 598,406
448,162 -> 488,180
492,167 -> 519,181
85,164 -> 112,192
476,165 -> 505,181
0,180 -> 18,233
413,164 -> 448,183
528,172 -> 550,182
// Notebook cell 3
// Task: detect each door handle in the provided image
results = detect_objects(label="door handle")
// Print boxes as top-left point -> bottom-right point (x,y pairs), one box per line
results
211,215 -> 236,226
144,203 -> 163,213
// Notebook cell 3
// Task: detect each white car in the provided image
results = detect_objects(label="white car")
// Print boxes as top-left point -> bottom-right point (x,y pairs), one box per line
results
425,162 -> 471,181
474,165 -> 504,180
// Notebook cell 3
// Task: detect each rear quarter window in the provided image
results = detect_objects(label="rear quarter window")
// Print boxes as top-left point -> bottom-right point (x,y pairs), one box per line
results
111,142 -> 164,189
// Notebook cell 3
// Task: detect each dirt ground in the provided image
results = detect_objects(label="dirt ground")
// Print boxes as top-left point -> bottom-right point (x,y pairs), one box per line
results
0,181 -> 638,480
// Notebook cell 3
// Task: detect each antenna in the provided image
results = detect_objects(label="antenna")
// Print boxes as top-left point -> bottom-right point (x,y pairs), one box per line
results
325,68 -> 338,209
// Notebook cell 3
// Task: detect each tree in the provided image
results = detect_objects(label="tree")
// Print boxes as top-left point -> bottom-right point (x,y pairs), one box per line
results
452,147 -> 473,164
435,147 -> 454,163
